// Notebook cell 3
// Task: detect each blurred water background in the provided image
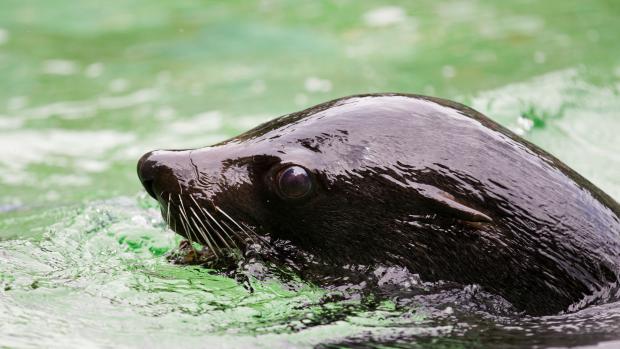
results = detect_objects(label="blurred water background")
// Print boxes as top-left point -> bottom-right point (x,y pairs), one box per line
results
0,1 -> 619,348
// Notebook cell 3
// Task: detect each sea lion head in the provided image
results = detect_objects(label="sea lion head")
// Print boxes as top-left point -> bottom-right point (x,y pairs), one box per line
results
138,95 -> 493,261
138,94 -> 620,315
137,95 -> 449,263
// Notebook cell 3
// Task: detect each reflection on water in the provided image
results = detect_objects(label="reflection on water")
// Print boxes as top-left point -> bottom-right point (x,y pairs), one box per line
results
1,1 -> 619,348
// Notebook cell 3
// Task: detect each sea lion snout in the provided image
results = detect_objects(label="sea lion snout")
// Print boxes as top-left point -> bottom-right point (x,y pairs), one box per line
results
137,151 -> 159,198
137,149 -> 194,200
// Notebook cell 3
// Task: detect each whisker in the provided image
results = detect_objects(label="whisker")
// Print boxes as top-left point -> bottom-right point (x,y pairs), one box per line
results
215,206 -> 259,244
219,219 -> 245,245
187,194 -> 239,252
177,209 -> 194,248
202,209 -> 238,251
191,207 -> 238,252
189,194 -> 239,248
199,206 -> 240,252
216,206 -> 270,248
177,194 -> 199,253
189,206 -> 224,255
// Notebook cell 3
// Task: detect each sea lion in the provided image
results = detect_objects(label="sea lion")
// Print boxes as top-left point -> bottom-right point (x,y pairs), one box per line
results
137,94 -> 620,315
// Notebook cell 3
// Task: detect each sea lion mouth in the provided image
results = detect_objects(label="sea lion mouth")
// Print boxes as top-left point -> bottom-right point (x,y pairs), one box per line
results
156,190 -> 261,260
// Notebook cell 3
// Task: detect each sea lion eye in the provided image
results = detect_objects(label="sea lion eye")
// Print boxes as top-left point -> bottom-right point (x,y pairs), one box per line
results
276,165 -> 312,200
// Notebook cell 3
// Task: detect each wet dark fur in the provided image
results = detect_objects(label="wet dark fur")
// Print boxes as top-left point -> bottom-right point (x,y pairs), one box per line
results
138,94 -> 620,315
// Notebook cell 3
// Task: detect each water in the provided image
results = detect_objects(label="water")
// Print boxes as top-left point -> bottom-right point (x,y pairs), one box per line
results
1,1 -> 619,348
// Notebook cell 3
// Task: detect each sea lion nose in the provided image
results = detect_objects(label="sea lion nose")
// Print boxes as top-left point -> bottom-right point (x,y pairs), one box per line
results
137,151 -> 158,199
137,149 -> 193,200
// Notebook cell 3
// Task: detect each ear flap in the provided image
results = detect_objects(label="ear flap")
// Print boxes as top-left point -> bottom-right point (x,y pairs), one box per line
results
415,183 -> 493,223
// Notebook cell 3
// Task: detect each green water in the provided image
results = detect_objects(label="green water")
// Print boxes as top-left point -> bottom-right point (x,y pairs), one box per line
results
1,1 -> 619,348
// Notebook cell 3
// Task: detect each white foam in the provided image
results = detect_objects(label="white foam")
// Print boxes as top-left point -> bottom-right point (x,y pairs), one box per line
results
437,1 -> 477,20
10,88 -> 159,122
533,51 -> 546,64
0,116 -> 23,129
154,106 -> 176,121
75,159 -> 109,173
98,88 -> 158,109
84,63 -> 104,78
109,78 -> 129,93
7,96 -> 28,111
169,111 -> 223,134
515,116 -> 534,135
506,16 -> 544,34
22,100 -> 97,120
304,77 -> 332,93
47,174 -> 92,186
0,129 -> 134,185
42,59 -> 79,75
363,6 -> 407,27
478,15 -> 544,39
441,65 -> 456,79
